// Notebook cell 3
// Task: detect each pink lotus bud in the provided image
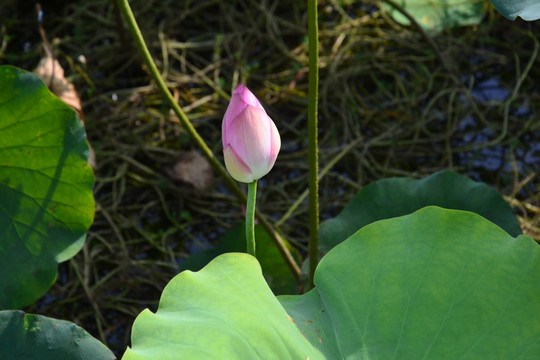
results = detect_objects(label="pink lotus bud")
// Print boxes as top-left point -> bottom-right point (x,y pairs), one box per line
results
222,84 -> 281,183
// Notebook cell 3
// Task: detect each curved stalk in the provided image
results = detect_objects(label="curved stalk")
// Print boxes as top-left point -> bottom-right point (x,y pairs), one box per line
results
116,0 -> 300,278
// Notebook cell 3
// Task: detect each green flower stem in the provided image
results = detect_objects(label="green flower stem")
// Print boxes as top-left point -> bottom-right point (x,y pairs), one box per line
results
117,0 -> 300,279
307,0 -> 319,288
246,181 -> 258,257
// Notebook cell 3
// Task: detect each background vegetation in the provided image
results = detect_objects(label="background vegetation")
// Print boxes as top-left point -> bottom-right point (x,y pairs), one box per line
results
1,0 -> 539,356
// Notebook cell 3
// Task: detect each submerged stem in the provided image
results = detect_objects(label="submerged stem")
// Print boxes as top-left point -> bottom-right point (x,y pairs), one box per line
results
246,181 -> 258,257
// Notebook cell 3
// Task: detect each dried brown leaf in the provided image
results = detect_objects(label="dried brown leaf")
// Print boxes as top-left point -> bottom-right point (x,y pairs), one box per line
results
32,15 -> 95,169
33,45 -> 84,120
165,151 -> 213,191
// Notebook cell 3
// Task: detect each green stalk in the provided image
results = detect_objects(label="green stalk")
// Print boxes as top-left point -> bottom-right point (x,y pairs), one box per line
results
307,0 -> 319,288
246,181 -> 258,256
116,0 -> 301,278
116,0 -> 234,195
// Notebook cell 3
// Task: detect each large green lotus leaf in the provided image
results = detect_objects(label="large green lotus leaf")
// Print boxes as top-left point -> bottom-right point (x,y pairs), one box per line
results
319,170 -> 521,253
382,0 -> 486,32
0,66 -> 95,309
178,223 -> 298,295
281,207 -> 540,359
489,0 -> 540,20
124,207 -> 540,359
123,253 -> 324,359
0,310 -> 115,359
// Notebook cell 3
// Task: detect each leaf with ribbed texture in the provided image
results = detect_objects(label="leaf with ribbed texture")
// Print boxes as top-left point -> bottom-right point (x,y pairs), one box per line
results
0,66 -> 94,309
0,310 -> 115,359
124,253 -> 323,359
319,170 -> 521,253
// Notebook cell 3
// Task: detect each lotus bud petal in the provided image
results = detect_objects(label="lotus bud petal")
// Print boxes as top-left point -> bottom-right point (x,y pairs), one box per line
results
222,84 -> 281,183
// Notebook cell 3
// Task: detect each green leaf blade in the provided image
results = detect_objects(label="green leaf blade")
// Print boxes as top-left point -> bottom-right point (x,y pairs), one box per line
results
287,207 -> 540,359
319,170 -> 521,253
124,253 -> 323,360
383,0 -> 486,32
0,310 -> 115,360
0,66 -> 95,309
489,0 -> 540,20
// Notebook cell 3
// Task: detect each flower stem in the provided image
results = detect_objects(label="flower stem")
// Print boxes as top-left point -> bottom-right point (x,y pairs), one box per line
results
307,0 -> 319,288
246,181 -> 258,257
116,0 -> 301,278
